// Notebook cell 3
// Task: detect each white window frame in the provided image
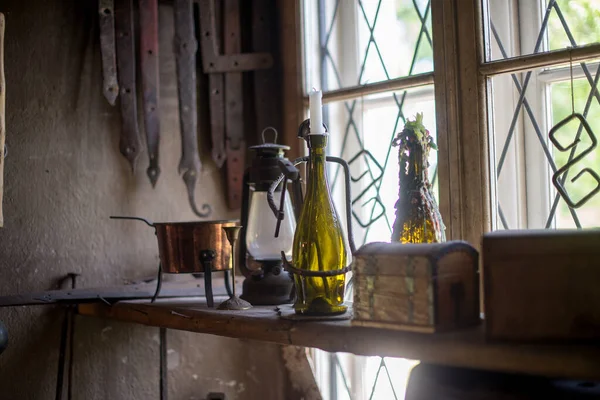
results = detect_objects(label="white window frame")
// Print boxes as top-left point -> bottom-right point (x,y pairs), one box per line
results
489,0 -> 552,230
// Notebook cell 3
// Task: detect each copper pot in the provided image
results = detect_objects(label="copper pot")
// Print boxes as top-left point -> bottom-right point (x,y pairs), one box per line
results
111,216 -> 239,273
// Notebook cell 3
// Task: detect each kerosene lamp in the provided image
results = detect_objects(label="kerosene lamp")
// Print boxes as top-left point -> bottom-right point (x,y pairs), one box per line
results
238,128 -> 296,305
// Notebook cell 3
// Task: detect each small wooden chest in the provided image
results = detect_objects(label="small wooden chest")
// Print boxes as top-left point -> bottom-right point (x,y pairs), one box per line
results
352,241 -> 480,333
483,229 -> 600,341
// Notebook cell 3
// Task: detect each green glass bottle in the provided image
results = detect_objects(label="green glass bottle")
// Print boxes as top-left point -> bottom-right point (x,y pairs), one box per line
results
391,113 -> 445,243
292,134 -> 347,315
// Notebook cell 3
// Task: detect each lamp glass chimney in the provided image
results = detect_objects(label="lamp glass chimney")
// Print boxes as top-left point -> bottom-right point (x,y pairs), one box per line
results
246,189 -> 295,260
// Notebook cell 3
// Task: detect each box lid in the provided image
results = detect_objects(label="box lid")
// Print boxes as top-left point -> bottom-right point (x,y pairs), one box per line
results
354,241 -> 478,261
483,229 -> 600,257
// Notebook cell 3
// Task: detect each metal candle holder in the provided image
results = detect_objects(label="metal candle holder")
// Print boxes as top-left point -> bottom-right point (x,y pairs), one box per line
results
218,226 -> 252,310
266,119 -> 357,309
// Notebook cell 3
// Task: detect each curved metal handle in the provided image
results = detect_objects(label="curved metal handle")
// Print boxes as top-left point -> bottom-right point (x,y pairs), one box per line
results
109,215 -> 155,228
261,126 -> 278,144
326,156 -> 356,255
267,174 -> 285,217
268,157 -> 308,233
183,169 -> 212,218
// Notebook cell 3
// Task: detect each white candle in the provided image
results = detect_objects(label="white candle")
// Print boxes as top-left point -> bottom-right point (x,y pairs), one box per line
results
309,89 -> 324,134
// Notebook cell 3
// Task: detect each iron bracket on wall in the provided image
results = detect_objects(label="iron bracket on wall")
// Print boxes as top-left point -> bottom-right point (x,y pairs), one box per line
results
198,0 -> 274,74
198,0 -> 276,209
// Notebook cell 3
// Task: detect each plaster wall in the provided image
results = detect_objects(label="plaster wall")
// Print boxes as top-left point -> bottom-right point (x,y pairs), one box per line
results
0,1 -> 287,399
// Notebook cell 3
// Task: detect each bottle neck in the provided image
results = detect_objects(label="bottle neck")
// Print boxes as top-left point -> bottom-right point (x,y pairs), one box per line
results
404,145 -> 426,188
306,135 -> 329,193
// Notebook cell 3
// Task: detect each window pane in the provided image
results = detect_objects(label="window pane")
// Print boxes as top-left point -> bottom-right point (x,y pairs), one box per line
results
323,87 -> 438,247
488,72 -> 533,230
311,350 -> 419,400
484,0 -> 600,62
550,78 -> 600,229
488,66 -> 600,230
548,0 -> 600,51
303,0 -> 433,92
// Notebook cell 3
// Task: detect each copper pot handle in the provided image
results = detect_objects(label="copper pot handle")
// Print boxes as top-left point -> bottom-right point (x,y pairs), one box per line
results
109,215 -> 155,228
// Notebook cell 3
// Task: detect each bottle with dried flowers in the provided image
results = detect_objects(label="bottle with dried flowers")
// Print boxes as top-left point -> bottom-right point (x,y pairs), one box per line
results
391,113 -> 446,243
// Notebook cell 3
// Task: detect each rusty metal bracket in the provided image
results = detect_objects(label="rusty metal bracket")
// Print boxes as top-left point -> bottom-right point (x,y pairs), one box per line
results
198,0 -> 273,74
223,0 -> 245,209
198,0 -> 277,208
115,0 -> 141,172
99,0 -> 119,105
208,74 -> 226,168
206,1 -> 226,168
139,0 -> 161,187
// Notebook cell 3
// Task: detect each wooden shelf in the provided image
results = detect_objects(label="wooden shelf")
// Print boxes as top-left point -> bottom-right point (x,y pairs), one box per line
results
78,298 -> 600,381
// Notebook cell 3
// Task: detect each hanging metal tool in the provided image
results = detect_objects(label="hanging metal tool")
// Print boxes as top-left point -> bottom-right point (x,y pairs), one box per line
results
174,0 -> 211,217
139,0 -> 161,187
115,0 -> 141,172
199,1 -> 226,169
198,0 -> 274,210
98,0 -> 119,106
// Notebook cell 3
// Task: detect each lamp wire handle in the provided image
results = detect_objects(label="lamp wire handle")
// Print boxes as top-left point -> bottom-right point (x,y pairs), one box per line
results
274,176 -> 288,238
261,126 -> 278,144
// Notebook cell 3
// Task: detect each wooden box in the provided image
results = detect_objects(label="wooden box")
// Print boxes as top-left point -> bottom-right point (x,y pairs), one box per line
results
352,241 -> 480,333
483,229 -> 600,341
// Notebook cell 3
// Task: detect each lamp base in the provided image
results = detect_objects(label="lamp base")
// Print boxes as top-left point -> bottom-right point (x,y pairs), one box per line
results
240,260 -> 294,305
217,295 -> 252,310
